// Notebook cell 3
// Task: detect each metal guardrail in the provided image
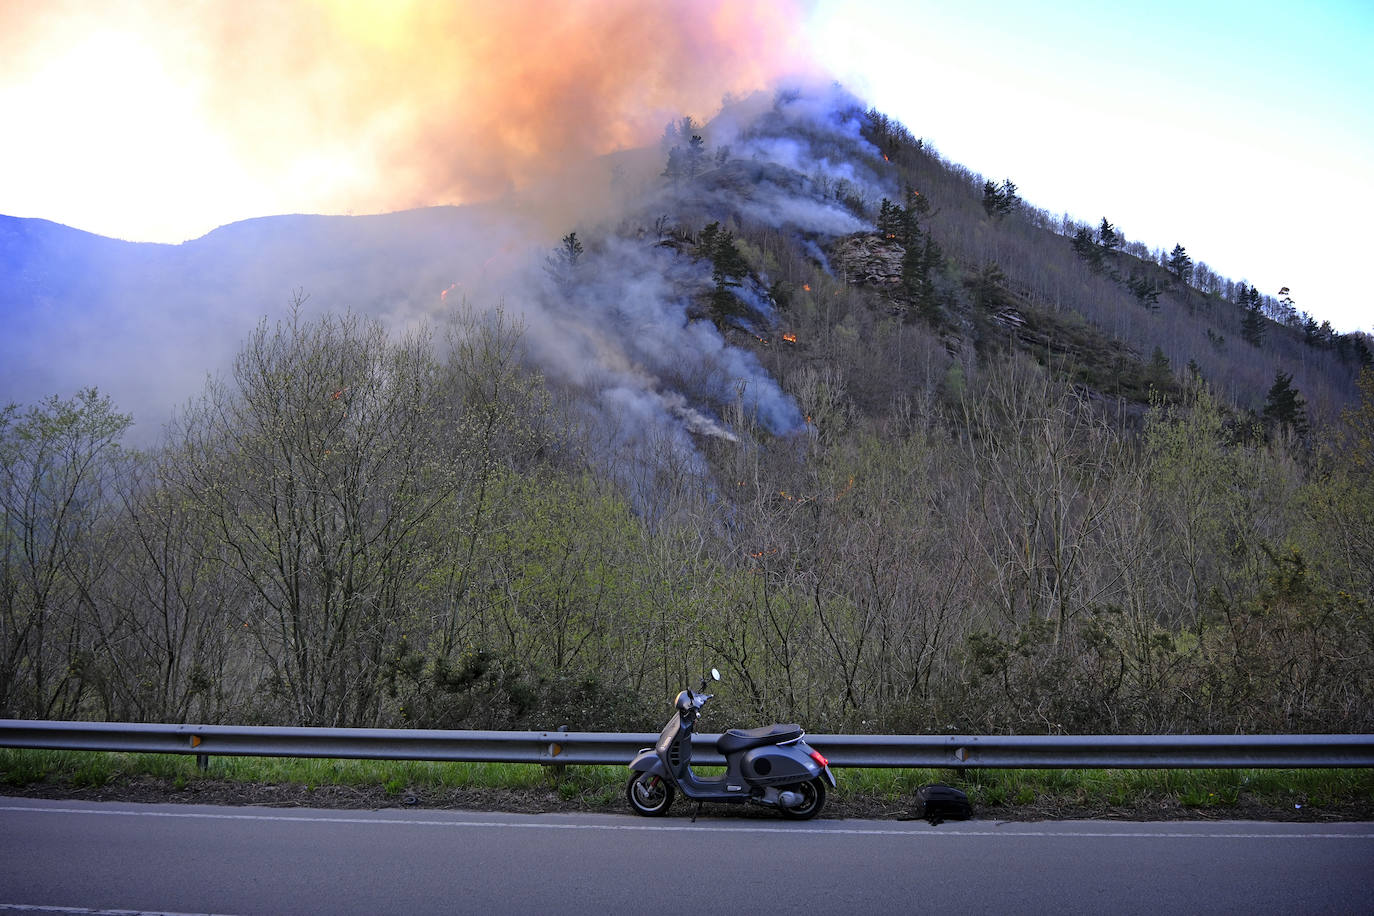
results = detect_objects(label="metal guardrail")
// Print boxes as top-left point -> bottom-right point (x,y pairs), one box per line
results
3,720 -> 1372,769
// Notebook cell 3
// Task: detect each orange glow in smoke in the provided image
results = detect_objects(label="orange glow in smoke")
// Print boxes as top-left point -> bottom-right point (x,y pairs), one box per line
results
2,1 -> 818,236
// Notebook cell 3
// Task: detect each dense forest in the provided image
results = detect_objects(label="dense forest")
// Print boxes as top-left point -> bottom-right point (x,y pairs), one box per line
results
3,87 -> 1371,735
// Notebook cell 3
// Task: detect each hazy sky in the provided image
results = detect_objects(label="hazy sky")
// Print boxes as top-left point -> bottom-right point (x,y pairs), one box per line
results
2,0 -> 1369,332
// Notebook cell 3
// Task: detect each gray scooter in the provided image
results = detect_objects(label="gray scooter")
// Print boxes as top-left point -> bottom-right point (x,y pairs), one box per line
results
626,669 -> 836,819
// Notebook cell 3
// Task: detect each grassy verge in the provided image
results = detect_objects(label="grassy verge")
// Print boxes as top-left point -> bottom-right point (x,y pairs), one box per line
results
3,748 -> 1371,819
838,765 -> 1374,816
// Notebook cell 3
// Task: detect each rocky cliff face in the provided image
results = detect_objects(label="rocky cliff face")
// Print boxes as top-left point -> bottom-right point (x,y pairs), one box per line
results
829,233 -> 903,291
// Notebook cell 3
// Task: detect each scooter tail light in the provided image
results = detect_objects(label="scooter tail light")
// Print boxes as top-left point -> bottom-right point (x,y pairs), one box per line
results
810,749 -> 829,768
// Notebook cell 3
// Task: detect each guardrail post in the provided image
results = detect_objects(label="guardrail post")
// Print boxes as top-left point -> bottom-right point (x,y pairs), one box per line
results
189,734 -> 208,771
546,725 -> 569,784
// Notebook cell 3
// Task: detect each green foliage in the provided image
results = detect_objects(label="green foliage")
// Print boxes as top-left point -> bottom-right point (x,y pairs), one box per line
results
4,97 -> 1371,744
1071,226 -> 1104,272
1147,346 -> 1173,391
1240,284 -> 1266,346
966,262 -> 1006,313
1262,371 -> 1308,440
544,231 -> 584,289
662,117 -> 708,183
1126,272 -> 1161,309
696,221 -> 752,327
0,388 -> 131,718
903,234 -> 944,327
1097,217 -> 1120,253
981,178 -> 1019,219
1168,244 -> 1193,285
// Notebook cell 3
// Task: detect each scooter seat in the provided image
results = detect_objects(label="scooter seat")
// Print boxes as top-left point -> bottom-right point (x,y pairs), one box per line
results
716,724 -> 804,755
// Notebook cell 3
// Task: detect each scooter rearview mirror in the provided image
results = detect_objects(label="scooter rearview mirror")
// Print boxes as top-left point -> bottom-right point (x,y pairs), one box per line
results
710,668 -> 720,681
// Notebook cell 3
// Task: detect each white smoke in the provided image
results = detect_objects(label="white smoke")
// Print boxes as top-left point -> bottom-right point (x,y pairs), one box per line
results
4,83 -> 892,473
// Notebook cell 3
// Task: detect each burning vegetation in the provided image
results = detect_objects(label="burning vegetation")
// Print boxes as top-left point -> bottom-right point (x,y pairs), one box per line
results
4,72 -> 1372,747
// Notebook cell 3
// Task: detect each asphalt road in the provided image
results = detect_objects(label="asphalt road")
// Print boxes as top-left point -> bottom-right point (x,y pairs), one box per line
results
1,797 -> 1371,915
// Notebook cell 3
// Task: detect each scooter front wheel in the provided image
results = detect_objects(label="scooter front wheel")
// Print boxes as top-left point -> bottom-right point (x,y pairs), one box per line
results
778,777 -> 826,820
626,772 -> 675,816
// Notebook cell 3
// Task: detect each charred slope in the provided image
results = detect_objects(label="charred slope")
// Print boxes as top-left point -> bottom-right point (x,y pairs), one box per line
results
2,84 -> 1367,439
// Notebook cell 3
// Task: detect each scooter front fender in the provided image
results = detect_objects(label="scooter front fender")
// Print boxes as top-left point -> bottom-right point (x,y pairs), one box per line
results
628,747 -> 667,778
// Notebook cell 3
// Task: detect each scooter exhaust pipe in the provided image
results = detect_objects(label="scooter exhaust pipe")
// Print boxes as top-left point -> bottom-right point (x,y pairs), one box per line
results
778,790 -> 803,808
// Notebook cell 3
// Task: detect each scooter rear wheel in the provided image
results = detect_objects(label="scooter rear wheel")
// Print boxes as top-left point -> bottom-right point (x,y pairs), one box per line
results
626,772 -> 675,816
778,777 -> 826,820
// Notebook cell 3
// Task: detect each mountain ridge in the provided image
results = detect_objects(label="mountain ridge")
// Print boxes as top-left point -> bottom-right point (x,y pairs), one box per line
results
2,88 -> 1368,438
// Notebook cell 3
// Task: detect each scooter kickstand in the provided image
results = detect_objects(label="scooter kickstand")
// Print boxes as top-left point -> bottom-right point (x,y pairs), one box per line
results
691,801 -> 703,823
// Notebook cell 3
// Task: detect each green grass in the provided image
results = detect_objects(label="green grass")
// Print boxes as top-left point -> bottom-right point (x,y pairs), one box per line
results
0,748 -> 620,796
3,749 -> 1370,815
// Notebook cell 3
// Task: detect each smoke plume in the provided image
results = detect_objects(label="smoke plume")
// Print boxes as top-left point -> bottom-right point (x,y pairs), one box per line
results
2,0 -> 816,240
5,3 -> 898,492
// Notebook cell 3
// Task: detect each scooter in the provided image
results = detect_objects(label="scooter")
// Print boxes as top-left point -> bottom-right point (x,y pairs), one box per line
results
626,668 -> 835,819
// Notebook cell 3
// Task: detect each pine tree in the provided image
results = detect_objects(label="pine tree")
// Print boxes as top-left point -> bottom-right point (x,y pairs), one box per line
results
1127,273 -> 1160,309
902,233 -> 943,326
914,235 -> 944,326
1072,227 -> 1103,272
982,180 -> 1000,217
981,179 -> 1019,219
1148,346 -> 1172,391
900,186 -> 922,247
996,179 -> 1018,216
1302,315 -> 1322,347
695,221 -> 750,327
1240,284 -> 1265,347
1262,371 -> 1308,439
968,262 -> 1005,312
1167,244 -> 1193,285
1098,217 -> 1120,254
559,232 -> 583,268
544,231 -> 584,288
686,135 -> 706,178
1277,286 -> 1298,326
877,198 -> 905,239
662,147 -> 686,184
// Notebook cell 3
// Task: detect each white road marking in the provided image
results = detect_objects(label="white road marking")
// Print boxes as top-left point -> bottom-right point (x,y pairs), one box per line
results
3,804 -> 1370,840
0,905 -> 239,916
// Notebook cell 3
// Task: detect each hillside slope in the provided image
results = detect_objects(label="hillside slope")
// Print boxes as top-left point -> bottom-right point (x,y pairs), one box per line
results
2,86 -> 1370,736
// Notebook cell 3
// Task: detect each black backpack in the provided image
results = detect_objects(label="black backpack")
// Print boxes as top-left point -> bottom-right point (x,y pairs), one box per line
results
913,783 -> 972,825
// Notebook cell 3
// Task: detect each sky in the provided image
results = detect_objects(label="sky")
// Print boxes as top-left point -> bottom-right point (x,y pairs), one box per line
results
2,0 -> 1370,332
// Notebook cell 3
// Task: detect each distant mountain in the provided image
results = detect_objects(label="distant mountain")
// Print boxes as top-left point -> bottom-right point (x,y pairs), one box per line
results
4,85 -> 1371,736
3,86 -> 1369,443
1,205 -> 529,437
